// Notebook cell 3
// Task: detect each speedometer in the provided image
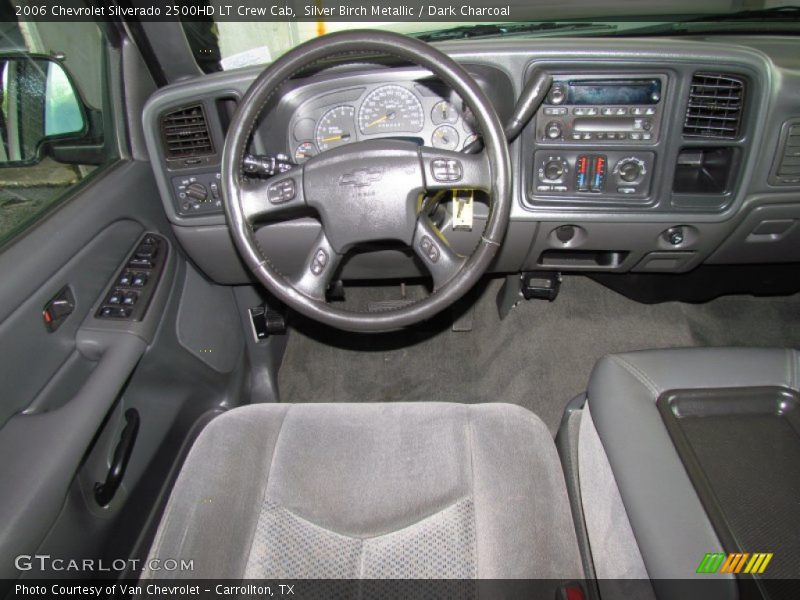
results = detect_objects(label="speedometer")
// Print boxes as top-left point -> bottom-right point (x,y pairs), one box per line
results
358,85 -> 424,135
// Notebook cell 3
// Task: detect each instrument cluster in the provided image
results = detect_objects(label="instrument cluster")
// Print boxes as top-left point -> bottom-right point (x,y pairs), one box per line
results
287,82 -> 479,163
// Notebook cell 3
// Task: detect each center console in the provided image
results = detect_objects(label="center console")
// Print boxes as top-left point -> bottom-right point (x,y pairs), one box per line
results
529,73 -> 666,205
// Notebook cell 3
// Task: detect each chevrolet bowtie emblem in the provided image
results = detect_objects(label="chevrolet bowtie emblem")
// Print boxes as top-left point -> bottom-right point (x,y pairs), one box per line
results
338,168 -> 384,188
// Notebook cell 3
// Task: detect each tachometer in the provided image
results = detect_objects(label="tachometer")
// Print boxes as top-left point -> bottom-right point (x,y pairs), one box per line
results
358,85 -> 424,134
315,105 -> 356,151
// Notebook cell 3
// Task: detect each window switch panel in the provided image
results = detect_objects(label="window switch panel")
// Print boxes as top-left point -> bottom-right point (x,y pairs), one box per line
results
97,233 -> 167,321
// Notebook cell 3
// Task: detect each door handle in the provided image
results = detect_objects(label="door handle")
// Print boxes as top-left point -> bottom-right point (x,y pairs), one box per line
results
43,286 -> 75,333
94,408 -> 140,507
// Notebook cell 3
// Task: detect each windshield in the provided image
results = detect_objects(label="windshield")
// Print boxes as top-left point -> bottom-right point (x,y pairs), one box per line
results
182,0 -> 800,72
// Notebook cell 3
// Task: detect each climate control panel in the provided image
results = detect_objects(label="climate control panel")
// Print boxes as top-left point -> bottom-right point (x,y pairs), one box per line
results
533,150 -> 654,200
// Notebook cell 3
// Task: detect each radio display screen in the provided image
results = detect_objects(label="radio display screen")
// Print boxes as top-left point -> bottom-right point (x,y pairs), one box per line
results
567,80 -> 661,105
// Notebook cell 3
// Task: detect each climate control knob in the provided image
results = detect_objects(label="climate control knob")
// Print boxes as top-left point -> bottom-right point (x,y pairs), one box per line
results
619,162 -> 641,182
544,160 -> 565,181
539,156 -> 568,184
545,121 -> 563,140
615,158 -> 646,183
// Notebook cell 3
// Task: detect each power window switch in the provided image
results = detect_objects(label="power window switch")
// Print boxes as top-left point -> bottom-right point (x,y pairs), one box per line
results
129,258 -> 153,268
117,272 -> 133,286
107,291 -> 123,305
132,273 -> 148,287
122,292 -> 138,306
100,306 -> 131,319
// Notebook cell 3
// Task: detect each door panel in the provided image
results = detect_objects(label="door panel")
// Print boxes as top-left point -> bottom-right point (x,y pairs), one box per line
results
0,219 -> 143,427
0,161 -> 177,578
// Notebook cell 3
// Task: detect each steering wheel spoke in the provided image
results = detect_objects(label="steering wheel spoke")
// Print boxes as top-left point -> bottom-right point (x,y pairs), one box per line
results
413,216 -> 467,291
419,147 -> 492,193
240,167 -> 306,223
289,229 -> 342,301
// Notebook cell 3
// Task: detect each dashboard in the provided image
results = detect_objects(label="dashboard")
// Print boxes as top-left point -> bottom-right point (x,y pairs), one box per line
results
142,36 -> 800,285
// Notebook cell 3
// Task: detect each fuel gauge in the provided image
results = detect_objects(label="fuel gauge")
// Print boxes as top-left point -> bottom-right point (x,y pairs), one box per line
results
294,141 -> 316,163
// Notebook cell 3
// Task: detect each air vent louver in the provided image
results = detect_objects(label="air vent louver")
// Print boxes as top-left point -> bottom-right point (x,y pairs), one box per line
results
776,123 -> 800,178
161,105 -> 213,159
683,73 -> 745,139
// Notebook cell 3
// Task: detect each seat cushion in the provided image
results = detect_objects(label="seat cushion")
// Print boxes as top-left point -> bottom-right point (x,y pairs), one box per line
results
581,347 -> 798,592
144,402 -> 583,579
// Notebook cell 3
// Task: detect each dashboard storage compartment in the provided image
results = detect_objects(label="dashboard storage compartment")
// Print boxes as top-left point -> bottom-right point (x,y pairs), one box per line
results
538,249 -> 628,268
673,147 -> 738,194
658,387 -> 800,587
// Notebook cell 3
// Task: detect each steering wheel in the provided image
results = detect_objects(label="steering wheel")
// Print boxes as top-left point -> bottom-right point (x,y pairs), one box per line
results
222,30 -> 511,332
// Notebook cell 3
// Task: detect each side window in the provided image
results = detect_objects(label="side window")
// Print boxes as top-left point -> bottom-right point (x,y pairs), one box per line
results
0,3 -> 118,245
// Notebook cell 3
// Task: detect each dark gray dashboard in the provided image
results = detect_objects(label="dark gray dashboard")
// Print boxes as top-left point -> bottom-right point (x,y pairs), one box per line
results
142,35 -> 800,285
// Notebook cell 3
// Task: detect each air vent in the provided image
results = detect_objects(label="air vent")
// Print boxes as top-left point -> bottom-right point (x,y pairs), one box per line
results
776,123 -> 800,180
683,73 -> 745,139
161,105 -> 213,159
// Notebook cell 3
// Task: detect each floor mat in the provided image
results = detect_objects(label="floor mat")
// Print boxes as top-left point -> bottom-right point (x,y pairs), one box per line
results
277,276 -> 800,434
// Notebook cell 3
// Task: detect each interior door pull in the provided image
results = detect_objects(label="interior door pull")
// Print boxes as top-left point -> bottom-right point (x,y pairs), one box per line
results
43,286 -> 75,333
94,408 -> 140,507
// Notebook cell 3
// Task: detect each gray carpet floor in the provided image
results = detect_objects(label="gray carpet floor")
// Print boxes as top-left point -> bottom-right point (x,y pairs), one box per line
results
277,276 -> 800,434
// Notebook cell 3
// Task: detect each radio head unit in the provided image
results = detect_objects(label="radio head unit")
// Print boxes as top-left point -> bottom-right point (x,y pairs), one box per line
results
548,78 -> 661,106
535,75 -> 666,144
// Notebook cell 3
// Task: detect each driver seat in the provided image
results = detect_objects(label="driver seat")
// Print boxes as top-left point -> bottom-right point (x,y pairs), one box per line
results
143,402 -> 583,579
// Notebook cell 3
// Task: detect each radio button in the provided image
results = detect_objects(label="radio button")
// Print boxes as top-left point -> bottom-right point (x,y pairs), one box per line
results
536,184 -> 553,193
642,133 -> 652,140
544,107 -> 567,116
548,84 -> 567,105
629,132 -> 642,140
606,133 -> 617,140
615,107 -> 627,116
545,121 -> 563,140
601,107 -> 615,116
645,107 -> 656,115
